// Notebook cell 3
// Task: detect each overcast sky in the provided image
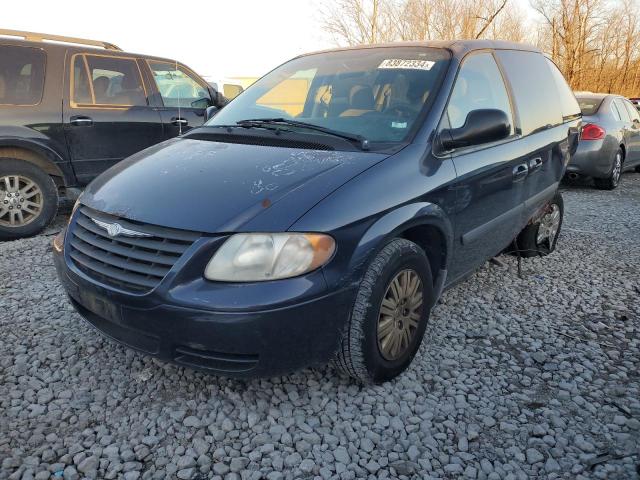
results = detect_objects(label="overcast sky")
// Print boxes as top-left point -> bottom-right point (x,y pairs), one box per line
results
3,0 -> 536,80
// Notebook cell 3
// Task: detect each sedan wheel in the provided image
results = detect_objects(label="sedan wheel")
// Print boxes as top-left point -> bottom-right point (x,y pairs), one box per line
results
594,149 -> 623,190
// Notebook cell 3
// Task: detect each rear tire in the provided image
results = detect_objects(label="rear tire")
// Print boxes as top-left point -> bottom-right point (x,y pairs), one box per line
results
594,149 -> 623,190
333,239 -> 434,384
514,192 -> 564,258
0,159 -> 58,240
635,165 -> 640,173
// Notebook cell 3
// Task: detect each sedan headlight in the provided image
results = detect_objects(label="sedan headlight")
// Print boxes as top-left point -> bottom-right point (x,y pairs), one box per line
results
204,233 -> 335,282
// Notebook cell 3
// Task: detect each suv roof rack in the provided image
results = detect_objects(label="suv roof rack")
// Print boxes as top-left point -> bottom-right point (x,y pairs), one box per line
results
0,28 -> 121,50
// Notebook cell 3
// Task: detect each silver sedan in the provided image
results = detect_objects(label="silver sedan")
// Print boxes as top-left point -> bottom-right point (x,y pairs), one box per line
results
567,93 -> 640,189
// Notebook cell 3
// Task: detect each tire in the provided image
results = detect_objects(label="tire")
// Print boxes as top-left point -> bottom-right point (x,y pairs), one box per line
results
0,158 -> 58,240
333,238 -> 434,384
594,149 -> 623,190
515,192 -> 564,258
635,165 -> 640,173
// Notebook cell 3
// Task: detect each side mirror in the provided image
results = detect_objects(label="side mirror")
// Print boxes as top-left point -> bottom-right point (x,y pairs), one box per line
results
204,105 -> 219,122
191,97 -> 210,109
440,109 -> 510,150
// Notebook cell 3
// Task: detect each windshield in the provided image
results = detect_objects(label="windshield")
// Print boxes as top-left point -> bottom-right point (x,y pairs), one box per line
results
577,97 -> 603,116
207,47 -> 450,145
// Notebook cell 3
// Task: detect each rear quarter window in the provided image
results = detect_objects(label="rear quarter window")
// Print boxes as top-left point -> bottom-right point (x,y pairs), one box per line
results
546,59 -> 581,119
0,45 -> 46,106
495,50 -> 562,135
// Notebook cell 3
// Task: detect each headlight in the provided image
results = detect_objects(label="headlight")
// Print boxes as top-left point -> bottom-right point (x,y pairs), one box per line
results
204,233 -> 335,282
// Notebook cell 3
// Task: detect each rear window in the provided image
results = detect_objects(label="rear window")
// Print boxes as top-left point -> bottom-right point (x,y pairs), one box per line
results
0,45 -> 46,106
577,97 -> 603,116
546,59 -> 581,119
495,50 -> 562,135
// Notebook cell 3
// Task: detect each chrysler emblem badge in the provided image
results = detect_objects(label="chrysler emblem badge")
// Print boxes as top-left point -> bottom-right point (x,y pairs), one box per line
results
92,219 -> 152,238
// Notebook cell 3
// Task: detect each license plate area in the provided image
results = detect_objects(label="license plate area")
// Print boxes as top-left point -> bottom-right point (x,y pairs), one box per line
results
77,289 -> 121,324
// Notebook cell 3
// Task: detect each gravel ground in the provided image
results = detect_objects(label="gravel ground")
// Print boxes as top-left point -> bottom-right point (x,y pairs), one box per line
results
1,173 -> 639,480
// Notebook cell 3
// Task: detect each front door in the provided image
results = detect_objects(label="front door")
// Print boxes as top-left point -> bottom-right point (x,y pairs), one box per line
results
63,53 -> 163,184
146,60 -> 212,139
446,52 -> 528,280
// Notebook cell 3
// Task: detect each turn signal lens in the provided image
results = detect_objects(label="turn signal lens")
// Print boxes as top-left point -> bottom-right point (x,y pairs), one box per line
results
204,233 -> 335,282
581,123 -> 606,140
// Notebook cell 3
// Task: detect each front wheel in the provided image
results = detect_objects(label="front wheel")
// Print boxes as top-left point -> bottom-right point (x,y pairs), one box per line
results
0,159 -> 58,240
594,149 -> 623,190
333,239 -> 434,383
515,192 -> 564,258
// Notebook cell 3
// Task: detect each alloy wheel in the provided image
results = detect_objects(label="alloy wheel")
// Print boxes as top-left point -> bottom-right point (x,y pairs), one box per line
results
377,269 -> 423,361
536,203 -> 561,246
0,175 -> 43,227
612,152 -> 622,186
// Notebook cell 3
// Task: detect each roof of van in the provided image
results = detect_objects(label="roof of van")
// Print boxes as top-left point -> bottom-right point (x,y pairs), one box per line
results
300,39 -> 541,58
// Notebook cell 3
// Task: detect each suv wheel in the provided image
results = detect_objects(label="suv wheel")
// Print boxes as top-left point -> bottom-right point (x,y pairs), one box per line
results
0,159 -> 58,240
334,238 -> 434,383
515,192 -> 564,258
594,149 -> 623,190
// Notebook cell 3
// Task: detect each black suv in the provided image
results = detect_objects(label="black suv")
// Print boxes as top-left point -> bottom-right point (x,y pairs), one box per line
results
0,29 -> 224,239
54,40 -> 581,382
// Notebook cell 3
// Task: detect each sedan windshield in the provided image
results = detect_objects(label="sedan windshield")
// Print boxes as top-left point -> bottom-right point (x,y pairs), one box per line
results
207,47 -> 450,145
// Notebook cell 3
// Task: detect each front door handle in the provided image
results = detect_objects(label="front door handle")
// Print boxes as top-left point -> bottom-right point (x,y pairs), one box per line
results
512,163 -> 529,181
528,157 -> 543,172
70,115 -> 93,126
171,117 -> 188,126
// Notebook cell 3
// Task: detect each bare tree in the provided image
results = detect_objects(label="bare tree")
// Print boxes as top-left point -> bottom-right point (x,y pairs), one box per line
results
319,0 -> 640,96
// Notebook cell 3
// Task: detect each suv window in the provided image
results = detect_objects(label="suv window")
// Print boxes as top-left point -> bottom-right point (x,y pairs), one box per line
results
447,52 -> 513,133
622,99 -> 640,122
496,51 -> 562,135
72,54 -> 147,107
614,98 -> 631,122
148,61 -> 211,108
0,45 -> 46,106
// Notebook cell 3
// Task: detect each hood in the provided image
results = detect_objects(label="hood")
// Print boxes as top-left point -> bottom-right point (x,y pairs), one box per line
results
81,138 -> 390,233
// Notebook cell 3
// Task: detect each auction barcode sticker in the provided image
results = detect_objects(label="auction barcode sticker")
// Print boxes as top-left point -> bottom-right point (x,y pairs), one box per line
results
379,59 -> 435,70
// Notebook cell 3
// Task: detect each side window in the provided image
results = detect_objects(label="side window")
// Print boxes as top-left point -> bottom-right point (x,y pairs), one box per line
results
496,51 -> 563,135
0,45 -> 46,106
545,58 -> 581,119
72,54 -> 147,107
614,99 -> 631,122
610,100 -> 622,121
148,61 -> 211,109
447,53 -> 513,133
623,100 -> 640,122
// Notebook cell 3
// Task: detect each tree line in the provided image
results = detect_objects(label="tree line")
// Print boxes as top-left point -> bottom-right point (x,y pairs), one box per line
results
321,0 -> 640,97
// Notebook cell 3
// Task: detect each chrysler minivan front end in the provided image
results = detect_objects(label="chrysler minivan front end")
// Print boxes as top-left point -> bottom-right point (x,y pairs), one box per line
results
53,45 -> 452,378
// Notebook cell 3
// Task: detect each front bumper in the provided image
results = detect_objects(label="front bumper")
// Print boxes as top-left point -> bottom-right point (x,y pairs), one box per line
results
53,229 -> 355,378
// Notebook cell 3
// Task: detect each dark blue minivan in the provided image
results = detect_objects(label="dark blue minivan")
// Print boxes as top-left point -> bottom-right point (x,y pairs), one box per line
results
53,40 -> 581,383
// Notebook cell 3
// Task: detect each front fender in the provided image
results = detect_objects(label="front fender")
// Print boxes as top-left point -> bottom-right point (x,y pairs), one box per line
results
348,202 -> 453,277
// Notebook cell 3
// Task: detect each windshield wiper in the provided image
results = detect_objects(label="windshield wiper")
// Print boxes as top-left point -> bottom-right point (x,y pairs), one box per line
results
236,118 -> 370,151
204,123 -> 290,133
